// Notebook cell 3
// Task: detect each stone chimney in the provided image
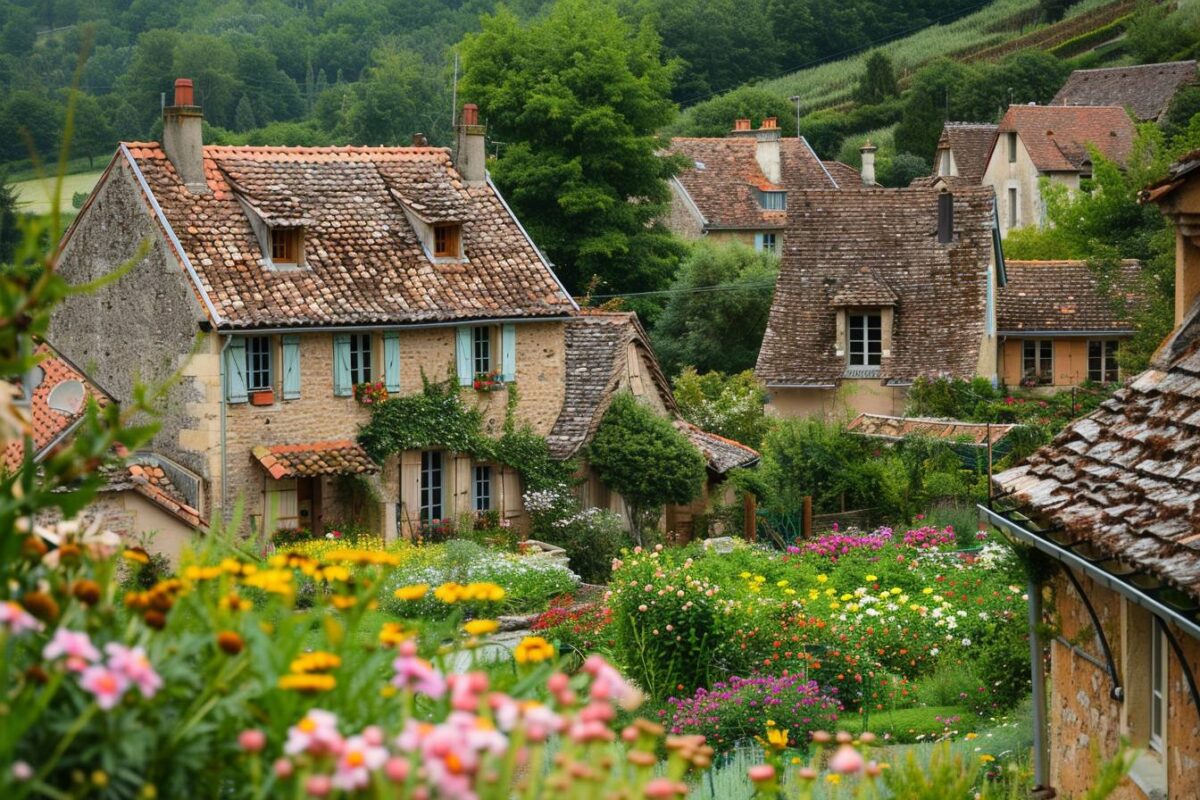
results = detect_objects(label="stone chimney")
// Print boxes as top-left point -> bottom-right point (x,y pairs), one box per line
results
455,103 -> 487,186
162,79 -> 207,194
859,141 -> 878,186
730,118 -> 781,185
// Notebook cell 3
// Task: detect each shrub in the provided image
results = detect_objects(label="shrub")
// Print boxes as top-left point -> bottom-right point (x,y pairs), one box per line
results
532,500 -> 627,584
532,598 -> 615,657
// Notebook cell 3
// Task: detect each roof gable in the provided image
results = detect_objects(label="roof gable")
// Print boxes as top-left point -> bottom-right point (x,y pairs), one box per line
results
995,105 -> 1135,173
936,123 -> 998,183
1052,60 -> 1197,122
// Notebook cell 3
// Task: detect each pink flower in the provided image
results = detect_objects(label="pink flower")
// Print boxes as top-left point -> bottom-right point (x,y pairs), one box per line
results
273,758 -> 294,778
11,761 -> 33,782
384,757 -> 409,782
238,729 -> 267,753
285,709 -> 343,757
43,629 -> 100,672
0,601 -> 42,635
331,734 -> 389,791
104,643 -> 161,698
829,743 -> 866,774
392,651 -> 447,699
79,664 -> 129,710
305,774 -> 332,797
748,764 -> 775,783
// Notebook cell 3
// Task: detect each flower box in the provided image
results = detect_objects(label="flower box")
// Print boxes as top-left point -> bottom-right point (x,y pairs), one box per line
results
353,381 -> 389,405
472,370 -> 506,392
249,389 -> 275,406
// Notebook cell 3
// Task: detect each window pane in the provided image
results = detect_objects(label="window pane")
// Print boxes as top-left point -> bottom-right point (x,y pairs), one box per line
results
421,451 -> 443,520
473,327 -> 491,374
350,334 -> 372,384
474,465 -> 491,512
246,336 -> 272,390
1106,341 -> 1118,381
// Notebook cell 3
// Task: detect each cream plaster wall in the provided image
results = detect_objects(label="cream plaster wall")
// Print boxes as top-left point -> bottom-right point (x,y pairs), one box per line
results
984,133 -> 1081,236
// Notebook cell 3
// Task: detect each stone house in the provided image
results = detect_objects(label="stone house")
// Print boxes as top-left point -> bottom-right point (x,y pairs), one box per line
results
1052,60 -> 1197,124
929,122 -> 999,185
48,80 -> 752,545
664,118 -> 863,255
983,150 -> 1200,800
755,186 -> 1004,418
984,104 -> 1136,236
997,259 -> 1144,388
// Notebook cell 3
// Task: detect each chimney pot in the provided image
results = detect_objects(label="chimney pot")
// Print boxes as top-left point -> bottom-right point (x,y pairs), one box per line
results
174,78 -> 194,107
455,104 -> 486,185
411,133 -> 428,146
462,103 -> 479,127
859,141 -> 878,186
734,118 -> 751,131
761,117 -> 778,130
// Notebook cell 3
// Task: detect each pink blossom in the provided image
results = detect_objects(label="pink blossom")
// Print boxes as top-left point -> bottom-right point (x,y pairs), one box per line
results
104,643 -> 162,698
331,734 -> 388,791
11,761 -> 33,782
392,652 -> 447,699
273,758 -> 294,778
285,709 -> 343,757
305,774 -> 332,797
79,664 -> 129,709
748,764 -> 775,782
829,743 -> 866,774
44,629 -> 100,672
0,601 -> 42,635
384,757 -> 409,782
238,729 -> 266,753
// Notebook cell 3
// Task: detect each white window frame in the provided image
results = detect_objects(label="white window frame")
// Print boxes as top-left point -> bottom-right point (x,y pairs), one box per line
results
420,451 -> 444,521
246,336 -> 273,391
473,465 -> 492,512
1088,339 -> 1119,383
1022,339 -> 1053,385
847,312 -> 882,368
349,333 -> 372,385
761,232 -> 777,254
472,326 -> 492,375
1007,186 -> 1019,229
1150,619 -> 1168,754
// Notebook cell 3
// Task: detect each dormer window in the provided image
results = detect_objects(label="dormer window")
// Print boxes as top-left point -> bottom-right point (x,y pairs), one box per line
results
434,223 -> 462,259
757,190 -> 787,211
270,227 -> 304,266
848,312 -> 883,368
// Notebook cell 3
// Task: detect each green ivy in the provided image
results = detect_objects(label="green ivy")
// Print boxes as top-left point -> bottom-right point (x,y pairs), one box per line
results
357,373 -> 574,493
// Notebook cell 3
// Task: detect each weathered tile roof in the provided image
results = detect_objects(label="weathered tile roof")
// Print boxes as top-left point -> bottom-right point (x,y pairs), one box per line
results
995,105 -> 1135,173
673,420 -> 760,474
822,161 -> 862,187
997,259 -> 1144,333
848,413 -> 1015,445
252,440 -> 379,479
3,343 -> 112,471
829,269 -> 899,307
1052,61 -> 1197,122
101,456 -> 206,529
994,303 -> 1200,599
668,137 -> 836,229
756,188 -> 997,386
935,123 -> 999,183
118,143 -> 575,329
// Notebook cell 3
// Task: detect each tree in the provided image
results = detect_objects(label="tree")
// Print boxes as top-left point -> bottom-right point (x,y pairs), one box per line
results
893,58 -> 974,159
64,92 -> 115,168
0,172 -> 21,264
672,368 -> 770,449
677,87 -> 796,138
1039,0 -> 1076,23
650,242 -> 778,375
347,47 -> 446,146
885,152 -> 930,187
459,0 -> 687,295
588,392 -> 706,541
853,52 -> 897,106
233,95 -> 256,133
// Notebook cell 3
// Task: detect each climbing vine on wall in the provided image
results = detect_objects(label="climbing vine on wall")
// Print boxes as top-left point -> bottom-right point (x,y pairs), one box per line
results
356,373 -> 574,492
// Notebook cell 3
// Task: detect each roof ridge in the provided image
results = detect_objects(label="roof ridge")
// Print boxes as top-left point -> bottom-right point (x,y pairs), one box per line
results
1068,60 -> 1196,73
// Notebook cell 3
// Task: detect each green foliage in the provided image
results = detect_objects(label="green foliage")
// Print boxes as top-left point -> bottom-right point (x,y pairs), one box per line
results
526,490 -> 628,584
1124,0 -> 1200,64
587,393 -> 706,539
672,368 -> 770,450
755,418 -> 872,514
854,52 -> 898,106
840,705 -> 982,743
459,0 -> 686,296
883,742 -> 985,799
795,98 -> 904,158
650,242 -> 778,376
888,152 -> 932,188
676,87 -> 797,138
1039,0 -> 1078,24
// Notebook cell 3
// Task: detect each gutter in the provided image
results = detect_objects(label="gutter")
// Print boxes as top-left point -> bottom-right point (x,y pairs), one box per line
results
765,382 -> 837,389
219,334 -> 231,515
212,315 -> 576,336
996,329 -> 1136,338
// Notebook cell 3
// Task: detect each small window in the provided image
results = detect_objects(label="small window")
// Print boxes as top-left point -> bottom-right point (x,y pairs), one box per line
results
1150,619 -> 1167,753
472,326 -> 492,375
270,228 -> 303,264
760,233 -> 777,254
1008,187 -> 1019,229
939,148 -> 952,176
349,333 -> 372,384
246,336 -> 273,391
1088,340 -> 1119,383
474,465 -> 492,512
759,190 -> 786,210
420,451 -> 443,521
1007,131 -> 1018,163
848,313 -> 882,368
1022,339 -> 1053,385
433,223 -> 461,258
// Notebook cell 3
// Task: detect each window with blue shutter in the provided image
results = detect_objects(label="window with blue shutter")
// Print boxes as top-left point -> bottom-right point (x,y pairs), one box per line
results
501,324 -> 517,382
455,327 -> 473,386
225,337 -> 248,403
282,336 -> 301,400
332,334 -> 352,397
383,331 -> 401,393
753,232 -> 764,252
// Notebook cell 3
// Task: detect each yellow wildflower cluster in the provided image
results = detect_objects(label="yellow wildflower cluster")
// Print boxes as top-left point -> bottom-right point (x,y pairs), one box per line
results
240,569 -> 294,597
323,548 -> 402,567
379,622 -> 412,647
278,674 -> 336,693
279,649 -> 340,693
513,636 -> 555,665
462,619 -> 499,637
433,582 -> 506,604
290,651 -> 342,674
393,584 -> 430,601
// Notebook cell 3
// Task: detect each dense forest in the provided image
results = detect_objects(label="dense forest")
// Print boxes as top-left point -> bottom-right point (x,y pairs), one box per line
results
0,0 -> 992,167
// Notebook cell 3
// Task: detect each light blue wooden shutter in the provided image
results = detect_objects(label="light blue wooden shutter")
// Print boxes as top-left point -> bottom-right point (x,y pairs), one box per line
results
282,336 -> 301,400
501,324 -> 517,382
753,232 -> 764,252
333,334 -> 352,396
455,327 -> 473,386
383,331 -> 401,393
225,337 -> 248,403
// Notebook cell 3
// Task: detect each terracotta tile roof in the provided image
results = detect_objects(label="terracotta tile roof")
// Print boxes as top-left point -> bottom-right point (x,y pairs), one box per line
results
995,105 -> 1135,173
1052,61 -> 1197,122
119,143 -> 575,329
994,304 -> 1200,600
252,440 -> 379,479
934,123 -> 998,183
110,459 -> 205,528
3,343 -> 112,471
997,259 -> 1144,333
1141,149 -> 1200,203
673,420 -> 760,473
669,136 -> 835,229
848,413 -> 1015,445
822,160 -> 862,187
756,188 -> 997,386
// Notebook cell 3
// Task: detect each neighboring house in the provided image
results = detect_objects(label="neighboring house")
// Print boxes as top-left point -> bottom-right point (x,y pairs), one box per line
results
3,344 -> 205,561
665,117 -> 854,254
929,122 -> 999,184
982,151 -> 1200,800
997,259 -> 1144,388
756,187 -> 1003,418
48,79 -> 751,544
1052,60 -> 1197,123
984,104 -> 1136,236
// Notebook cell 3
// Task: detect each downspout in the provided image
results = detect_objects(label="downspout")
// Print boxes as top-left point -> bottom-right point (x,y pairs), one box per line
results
1028,570 -> 1050,794
219,333 -> 231,517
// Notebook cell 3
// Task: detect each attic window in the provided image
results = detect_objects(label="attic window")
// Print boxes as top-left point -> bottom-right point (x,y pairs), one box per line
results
433,223 -> 462,259
271,228 -> 304,265
758,190 -> 787,211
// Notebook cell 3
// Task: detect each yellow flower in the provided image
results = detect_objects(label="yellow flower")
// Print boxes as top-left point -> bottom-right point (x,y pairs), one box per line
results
764,727 -> 789,750
784,588 -> 796,596
219,593 -> 252,612
184,565 -> 224,582
979,754 -> 995,763
753,575 -> 765,584
890,587 -> 902,595
739,571 -> 751,579
776,580 -> 789,588
122,548 -> 150,565
315,565 -> 352,583
965,732 -> 978,740
840,593 -> 853,602
330,595 -> 358,610
865,574 -> 878,582
394,584 -> 430,601
289,651 -> 342,674
240,569 -> 294,596
816,574 -> 828,584
278,673 -> 336,693
325,548 -> 402,567
379,622 -> 411,647
463,619 -> 500,636
922,587 -> 934,595
513,636 -> 555,665
826,774 -> 841,785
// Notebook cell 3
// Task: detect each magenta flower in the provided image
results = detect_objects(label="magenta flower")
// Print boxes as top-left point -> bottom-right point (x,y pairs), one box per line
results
392,653 -> 447,699
104,643 -> 162,698
331,734 -> 388,791
0,601 -> 42,635
79,664 -> 129,710
43,629 -> 100,672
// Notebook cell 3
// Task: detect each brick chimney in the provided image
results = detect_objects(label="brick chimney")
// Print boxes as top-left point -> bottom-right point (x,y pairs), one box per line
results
162,78 -> 207,194
730,118 -> 781,185
455,103 -> 486,186
859,141 -> 878,186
